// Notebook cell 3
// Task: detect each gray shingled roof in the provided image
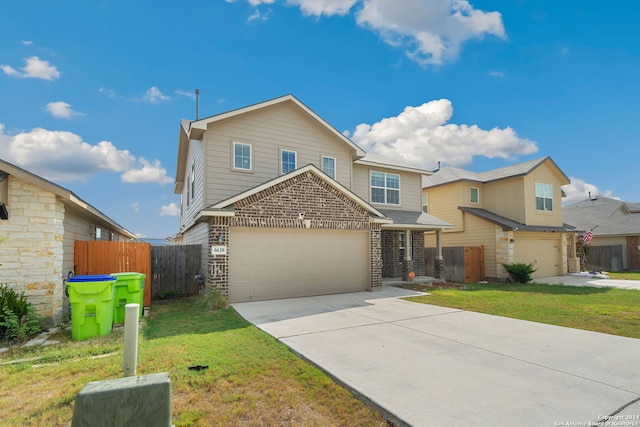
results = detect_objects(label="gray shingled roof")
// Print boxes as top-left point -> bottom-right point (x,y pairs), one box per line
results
422,156 -> 569,188
563,196 -> 640,236
460,207 -> 576,232
379,209 -> 452,228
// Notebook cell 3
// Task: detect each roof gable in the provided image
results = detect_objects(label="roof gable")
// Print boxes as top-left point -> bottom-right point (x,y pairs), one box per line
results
423,156 -> 570,188
0,158 -> 136,238
175,95 -> 366,191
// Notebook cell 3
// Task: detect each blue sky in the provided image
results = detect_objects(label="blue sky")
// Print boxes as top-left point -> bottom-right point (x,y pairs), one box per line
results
1,1 -> 638,238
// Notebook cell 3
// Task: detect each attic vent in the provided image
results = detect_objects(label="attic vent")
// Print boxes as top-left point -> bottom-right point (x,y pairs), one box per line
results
588,191 -> 597,202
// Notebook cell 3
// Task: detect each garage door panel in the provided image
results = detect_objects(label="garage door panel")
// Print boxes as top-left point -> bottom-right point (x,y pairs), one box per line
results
514,236 -> 562,278
229,228 -> 370,302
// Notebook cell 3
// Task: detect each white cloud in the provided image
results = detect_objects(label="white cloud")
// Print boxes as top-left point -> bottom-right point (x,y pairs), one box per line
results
130,202 -> 140,213
46,101 -> 84,119
160,203 -> 180,216
562,177 -> 618,206
138,86 -> 170,103
0,124 -> 173,184
21,40 -> 33,46
232,0 -> 505,66
175,89 -> 197,100
121,158 -> 173,184
98,87 -> 117,98
489,70 -> 505,78
348,98 -> 538,170
0,56 -> 60,80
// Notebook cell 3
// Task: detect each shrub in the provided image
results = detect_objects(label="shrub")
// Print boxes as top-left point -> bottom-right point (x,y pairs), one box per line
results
502,263 -> 537,284
204,285 -> 227,311
0,284 -> 42,343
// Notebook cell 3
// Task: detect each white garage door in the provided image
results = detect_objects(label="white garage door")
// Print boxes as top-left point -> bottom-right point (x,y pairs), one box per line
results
514,235 -> 562,278
229,228 -> 370,303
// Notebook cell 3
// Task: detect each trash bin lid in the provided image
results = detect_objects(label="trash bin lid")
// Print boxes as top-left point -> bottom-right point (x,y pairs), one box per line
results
68,275 -> 116,282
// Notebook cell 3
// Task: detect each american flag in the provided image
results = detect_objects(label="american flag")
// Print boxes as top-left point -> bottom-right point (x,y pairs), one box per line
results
580,230 -> 593,244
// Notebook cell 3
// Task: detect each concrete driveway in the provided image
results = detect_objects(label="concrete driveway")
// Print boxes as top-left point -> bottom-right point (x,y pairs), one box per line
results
233,287 -> 640,427
534,275 -> 640,290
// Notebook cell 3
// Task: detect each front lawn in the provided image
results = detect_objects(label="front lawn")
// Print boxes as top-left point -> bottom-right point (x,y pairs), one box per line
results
0,296 -> 388,426
608,270 -> 640,280
404,283 -> 640,339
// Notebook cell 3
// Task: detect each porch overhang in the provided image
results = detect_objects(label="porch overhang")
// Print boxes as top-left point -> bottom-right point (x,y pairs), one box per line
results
378,209 -> 452,231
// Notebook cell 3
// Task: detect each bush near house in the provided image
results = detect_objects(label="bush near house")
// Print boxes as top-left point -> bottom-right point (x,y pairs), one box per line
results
502,263 -> 537,284
0,284 -> 42,343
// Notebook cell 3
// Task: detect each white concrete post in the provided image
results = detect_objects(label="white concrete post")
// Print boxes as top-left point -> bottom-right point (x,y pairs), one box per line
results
123,303 -> 139,377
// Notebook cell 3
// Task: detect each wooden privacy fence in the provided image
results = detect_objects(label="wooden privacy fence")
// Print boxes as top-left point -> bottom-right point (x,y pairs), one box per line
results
151,244 -> 202,299
425,246 -> 485,283
74,240 -> 152,306
586,245 -> 623,272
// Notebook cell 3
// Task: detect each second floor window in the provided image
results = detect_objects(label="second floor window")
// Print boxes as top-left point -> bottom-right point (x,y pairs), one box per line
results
281,150 -> 297,174
535,182 -> 553,211
370,171 -> 400,205
422,193 -> 428,213
322,156 -> 336,179
234,142 -> 252,171
470,187 -> 479,204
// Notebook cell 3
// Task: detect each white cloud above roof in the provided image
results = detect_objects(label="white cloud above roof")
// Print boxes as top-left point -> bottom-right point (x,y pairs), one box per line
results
160,203 -> 180,216
562,177 -> 618,207
0,124 -> 173,184
0,56 -> 60,80
347,98 -> 538,170
232,0 -> 505,66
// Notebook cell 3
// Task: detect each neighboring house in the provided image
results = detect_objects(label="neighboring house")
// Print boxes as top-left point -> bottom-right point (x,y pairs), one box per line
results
563,196 -> 640,271
0,159 -> 136,326
174,94 -> 450,303
422,157 -> 579,280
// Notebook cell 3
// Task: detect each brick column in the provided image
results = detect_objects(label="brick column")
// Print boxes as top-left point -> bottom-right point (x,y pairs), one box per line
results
628,236 -> 640,270
370,224 -> 382,288
208,217 -> 230,297
412,232 -> 425,276
434,257 -> 445,281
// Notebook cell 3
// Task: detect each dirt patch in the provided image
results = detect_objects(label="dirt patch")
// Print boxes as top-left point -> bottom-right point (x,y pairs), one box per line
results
395,282 -> 465,292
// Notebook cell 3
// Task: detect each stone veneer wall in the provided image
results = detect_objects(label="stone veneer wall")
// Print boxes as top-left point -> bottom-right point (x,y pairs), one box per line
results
0,176 -> 64,326
494,228 -> 514,280
206,171 -> 384,295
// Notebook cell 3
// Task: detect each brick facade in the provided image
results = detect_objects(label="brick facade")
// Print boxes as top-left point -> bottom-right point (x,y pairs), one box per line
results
0,176 -> 65,326
206,170 -> 383,295
412,232 -> 425,276
628,236 -> 640,270
382,230 -> 426,279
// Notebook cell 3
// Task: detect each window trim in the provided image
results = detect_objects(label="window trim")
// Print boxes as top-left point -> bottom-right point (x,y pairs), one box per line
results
470,187 -> 479,204
370,171 -> 401,206
321,156 -> 337,179
422,193 -> 429,213
535,182 -> 554,212
280,149 -> 297,175
232,141 -> 253,172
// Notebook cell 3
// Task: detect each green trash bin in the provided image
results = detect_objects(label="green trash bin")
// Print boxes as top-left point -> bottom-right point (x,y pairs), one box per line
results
111,272 -> 145,325
67,275 -> 116,341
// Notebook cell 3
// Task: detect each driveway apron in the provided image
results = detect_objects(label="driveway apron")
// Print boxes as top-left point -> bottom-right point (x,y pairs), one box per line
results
233,287 -> 640,427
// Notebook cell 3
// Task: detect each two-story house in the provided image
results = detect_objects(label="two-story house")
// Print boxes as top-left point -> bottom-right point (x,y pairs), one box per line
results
422,157 -> 579,281
174,95 -> 450,303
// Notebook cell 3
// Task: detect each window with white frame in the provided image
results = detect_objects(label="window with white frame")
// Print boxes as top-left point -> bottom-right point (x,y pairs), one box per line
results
233,142 -> 252,171
535,182 -> 553,211
281,150 -> 297,174
190,162 -> 195,201
422,193 -> 428,213
399,231 -> 405,262
322,156 -> 336,179
470,187 -> 479,204
370,171 -> 400,205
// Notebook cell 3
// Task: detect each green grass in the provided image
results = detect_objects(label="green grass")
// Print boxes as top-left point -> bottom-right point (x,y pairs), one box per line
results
405,283 -> 640,339
608,270 -> 640,280
0,296 -> 387,426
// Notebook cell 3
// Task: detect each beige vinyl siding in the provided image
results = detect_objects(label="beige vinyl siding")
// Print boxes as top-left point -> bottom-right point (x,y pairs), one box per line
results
423,184 -> 464,231
522,162 -> 567,227
483,178 -> 526,223
180,139 -> 205,230
204,102 -> 354,206
182,222 -> 208,276
425,213 -> 499,277
352,164 -> 422,211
